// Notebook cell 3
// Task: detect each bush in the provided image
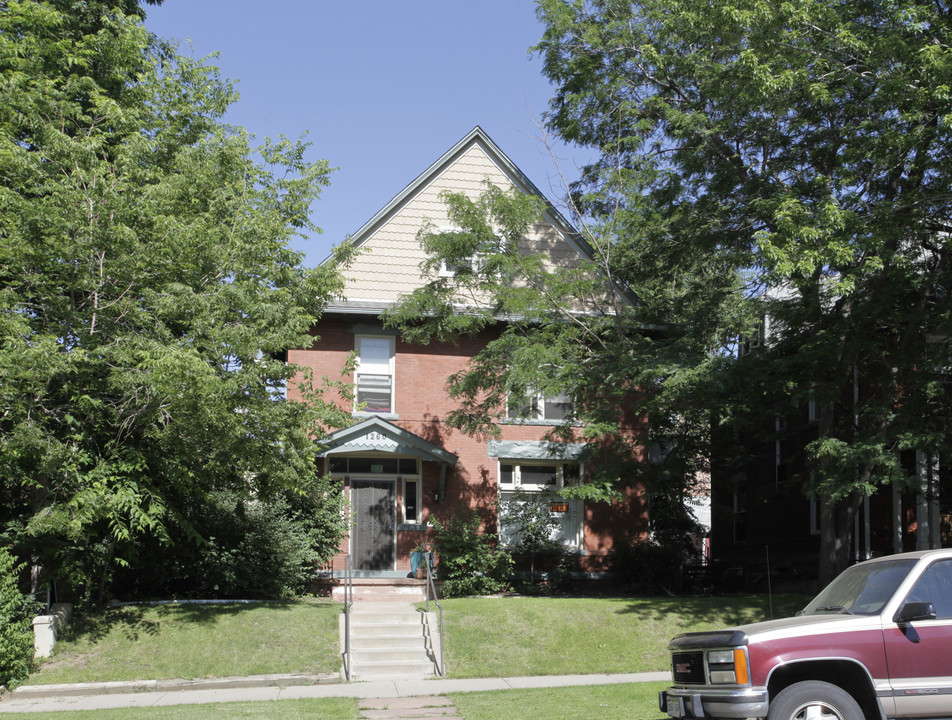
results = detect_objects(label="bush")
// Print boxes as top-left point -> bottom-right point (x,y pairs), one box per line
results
110,477 -> 346,600
0,548 -> 37,689
433,510 -> 512,597
498,488 -> 564,589
609,539 -> 687,594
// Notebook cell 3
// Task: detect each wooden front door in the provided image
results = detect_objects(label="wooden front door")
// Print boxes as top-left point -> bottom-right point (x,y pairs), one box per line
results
351,479 -> 395,571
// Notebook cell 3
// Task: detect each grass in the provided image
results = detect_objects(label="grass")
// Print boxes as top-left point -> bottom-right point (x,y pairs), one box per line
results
25,600 -> 342,686
23,593 -> 808,688
0,698 -> 359,719
450,682 -> 670,720
438,594 -> 807,678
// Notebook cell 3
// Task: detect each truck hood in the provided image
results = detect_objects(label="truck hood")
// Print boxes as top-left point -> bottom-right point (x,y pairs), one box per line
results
671,612 -> 878,649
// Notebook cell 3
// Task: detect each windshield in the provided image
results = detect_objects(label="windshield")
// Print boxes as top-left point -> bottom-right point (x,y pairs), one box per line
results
801,558 -> 917,616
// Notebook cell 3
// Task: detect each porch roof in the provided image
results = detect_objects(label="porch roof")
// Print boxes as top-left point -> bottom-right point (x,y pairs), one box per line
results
318,416 -> 458,465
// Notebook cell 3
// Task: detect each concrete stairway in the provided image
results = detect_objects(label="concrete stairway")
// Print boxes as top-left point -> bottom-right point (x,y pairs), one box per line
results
345,602 -> 438,680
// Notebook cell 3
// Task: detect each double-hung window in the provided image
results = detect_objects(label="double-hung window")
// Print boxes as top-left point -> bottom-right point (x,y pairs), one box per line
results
506,390 -> 574,423
355,336 -> 394,415
498,460 -> 583,548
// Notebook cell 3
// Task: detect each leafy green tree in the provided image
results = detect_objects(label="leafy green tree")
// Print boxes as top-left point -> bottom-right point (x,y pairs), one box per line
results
0,0 -> 352,600
0,547 -> 37,689
535,0 -> 952,581
384,178 -> 716,566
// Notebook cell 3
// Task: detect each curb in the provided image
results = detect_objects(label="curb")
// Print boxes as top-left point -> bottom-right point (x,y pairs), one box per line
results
8,672 -> 341,699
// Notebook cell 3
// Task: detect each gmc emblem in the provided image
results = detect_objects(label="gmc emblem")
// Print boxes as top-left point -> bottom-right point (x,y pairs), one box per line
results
676,663 -> 694,673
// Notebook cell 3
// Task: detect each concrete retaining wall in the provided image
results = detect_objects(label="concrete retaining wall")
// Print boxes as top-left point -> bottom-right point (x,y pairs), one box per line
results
33,603 -> 72,659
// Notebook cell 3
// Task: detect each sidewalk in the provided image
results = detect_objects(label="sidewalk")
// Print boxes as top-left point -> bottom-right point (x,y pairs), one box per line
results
0,671 -> 670,714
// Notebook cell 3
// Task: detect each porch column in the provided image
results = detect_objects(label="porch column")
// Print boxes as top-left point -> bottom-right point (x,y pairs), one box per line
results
916,450 -> 940,550
892,482 -> 902,554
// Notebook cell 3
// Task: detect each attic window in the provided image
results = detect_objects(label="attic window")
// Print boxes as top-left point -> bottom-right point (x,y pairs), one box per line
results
439,256 -> 475,278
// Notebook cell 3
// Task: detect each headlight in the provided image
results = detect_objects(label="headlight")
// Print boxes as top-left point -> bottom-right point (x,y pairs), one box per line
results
707,648 -> 749,685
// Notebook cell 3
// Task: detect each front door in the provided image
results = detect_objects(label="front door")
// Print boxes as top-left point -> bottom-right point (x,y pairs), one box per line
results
351,479 -> 395,571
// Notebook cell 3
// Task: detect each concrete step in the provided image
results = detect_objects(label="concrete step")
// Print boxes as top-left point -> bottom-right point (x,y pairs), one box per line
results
353,647 -> 432,664
351,634 -> 424,649
344,601 -> 438,680
351,658 -> 437,678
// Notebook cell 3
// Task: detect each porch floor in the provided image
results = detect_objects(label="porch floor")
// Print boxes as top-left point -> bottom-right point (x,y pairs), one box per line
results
332,577 -> 429,603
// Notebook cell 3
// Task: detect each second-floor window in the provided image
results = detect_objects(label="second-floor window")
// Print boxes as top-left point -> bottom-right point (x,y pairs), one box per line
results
506,391 -> 574,422
355,336 -> 394,414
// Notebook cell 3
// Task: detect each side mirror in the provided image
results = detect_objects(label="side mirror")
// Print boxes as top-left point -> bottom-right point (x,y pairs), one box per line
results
895,601 -> 937,623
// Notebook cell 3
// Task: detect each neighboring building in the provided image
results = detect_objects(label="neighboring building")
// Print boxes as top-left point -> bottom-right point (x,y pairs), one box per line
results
286,127 -> 649,577
710,293 -> 952,589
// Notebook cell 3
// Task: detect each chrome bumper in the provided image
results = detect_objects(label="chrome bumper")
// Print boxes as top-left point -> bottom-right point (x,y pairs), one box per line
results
660,686 -> 769,719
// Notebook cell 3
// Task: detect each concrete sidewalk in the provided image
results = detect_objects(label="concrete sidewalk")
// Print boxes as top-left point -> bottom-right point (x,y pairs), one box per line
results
0,671 -> 669,714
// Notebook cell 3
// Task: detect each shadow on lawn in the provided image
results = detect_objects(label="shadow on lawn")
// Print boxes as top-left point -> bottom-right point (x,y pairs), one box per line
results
615,594 -> 810,628
61,600 -> 312,645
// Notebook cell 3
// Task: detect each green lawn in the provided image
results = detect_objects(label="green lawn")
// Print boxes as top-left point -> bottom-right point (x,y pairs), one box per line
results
438,594 -> 807,678
0,698 -> 358,720
451,682 -> 670,720
24,593 -> 807,687
26,600 -> 342,686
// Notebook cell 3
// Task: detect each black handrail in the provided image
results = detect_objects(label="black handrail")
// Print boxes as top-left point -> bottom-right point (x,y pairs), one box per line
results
423,552 -> 445,677
342,555 -> 354,681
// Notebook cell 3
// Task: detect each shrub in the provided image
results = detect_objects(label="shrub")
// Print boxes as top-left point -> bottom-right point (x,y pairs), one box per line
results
110,476 -> 346,600
609,539 -> 687,594
433,510 -> 512,597
498,488 -> 564,588
0,548 -> 37,688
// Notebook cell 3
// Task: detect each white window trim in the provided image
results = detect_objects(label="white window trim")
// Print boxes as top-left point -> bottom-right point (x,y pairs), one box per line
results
354,335 -> 395,416
497,462 -> 584,549
402,475 -> 422,524
498,460 -> 582,492
504,390 -> 575,424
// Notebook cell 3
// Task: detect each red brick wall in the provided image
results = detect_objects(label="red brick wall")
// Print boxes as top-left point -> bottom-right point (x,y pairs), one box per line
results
289,316 -> 650,573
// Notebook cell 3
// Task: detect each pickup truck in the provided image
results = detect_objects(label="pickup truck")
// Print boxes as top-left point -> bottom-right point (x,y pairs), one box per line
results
659,548 -> 952,720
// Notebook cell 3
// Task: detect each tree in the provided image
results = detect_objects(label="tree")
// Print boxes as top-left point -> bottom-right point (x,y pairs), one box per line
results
0,0 -> 352,599
0,547 -> 37,689
535,0 -> 952,582
384,180 -> 714,562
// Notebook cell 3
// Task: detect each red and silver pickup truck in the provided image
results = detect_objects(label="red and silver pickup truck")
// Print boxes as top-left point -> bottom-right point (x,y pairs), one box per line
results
659,549 -> 952,720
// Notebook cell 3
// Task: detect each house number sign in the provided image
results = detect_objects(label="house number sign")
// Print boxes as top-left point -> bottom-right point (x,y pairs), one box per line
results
366,432 -> 386,441
550,502 -> 569,513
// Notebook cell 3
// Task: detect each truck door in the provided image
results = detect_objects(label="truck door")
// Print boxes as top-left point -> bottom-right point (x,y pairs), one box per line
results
884,558 -> 952,717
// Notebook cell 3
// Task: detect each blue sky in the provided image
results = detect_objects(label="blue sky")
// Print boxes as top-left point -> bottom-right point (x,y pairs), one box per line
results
144,1 -> 588,268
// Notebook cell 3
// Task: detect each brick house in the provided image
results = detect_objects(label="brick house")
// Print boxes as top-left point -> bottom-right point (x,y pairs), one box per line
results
286,127 -> 649,577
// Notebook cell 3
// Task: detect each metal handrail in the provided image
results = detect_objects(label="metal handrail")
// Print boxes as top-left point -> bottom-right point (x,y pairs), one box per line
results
423,552 -> 445,677
342,555 -> 354,681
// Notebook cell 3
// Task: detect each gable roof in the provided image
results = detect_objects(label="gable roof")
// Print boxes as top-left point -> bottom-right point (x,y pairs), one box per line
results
327,126 -> 596,264
322,126 -> 640,310
318,416 -> 458,466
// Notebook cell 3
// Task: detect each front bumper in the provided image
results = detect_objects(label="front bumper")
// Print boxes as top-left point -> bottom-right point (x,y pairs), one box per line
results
660,686 -> 769,719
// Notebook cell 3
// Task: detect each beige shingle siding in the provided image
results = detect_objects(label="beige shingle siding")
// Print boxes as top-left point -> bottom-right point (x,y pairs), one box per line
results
342,139 -> 584,304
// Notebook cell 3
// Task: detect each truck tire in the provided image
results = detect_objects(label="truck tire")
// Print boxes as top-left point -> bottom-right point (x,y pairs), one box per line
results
767,681 -> 864,720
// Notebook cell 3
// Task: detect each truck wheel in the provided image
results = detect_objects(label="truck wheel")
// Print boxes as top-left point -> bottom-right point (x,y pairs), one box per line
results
767,681 -> 863,720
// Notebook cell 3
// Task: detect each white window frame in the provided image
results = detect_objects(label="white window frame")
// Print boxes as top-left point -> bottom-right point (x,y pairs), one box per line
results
402,472 -> 422,524
497,461 -> 584,549
435,226 -> 505,278
354,335 -> 395,416
498,460 -> 582,492
505,390 -> 575,423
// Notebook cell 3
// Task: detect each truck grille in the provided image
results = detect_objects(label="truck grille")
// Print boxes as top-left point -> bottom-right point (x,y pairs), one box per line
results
672,651 -> 705,684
